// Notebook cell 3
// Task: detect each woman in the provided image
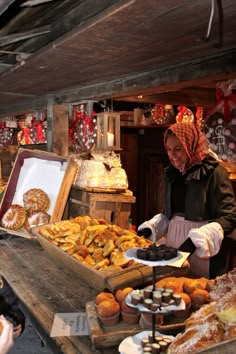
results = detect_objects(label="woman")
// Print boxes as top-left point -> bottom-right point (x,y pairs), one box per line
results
137,122 -> 236,278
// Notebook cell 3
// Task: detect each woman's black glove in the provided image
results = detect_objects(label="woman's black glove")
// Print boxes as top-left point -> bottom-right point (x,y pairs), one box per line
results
137,228 -> 152,239
179,238 -> 196,254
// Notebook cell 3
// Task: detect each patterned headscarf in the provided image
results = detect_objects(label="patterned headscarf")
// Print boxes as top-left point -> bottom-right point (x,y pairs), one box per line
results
164,122 -> 210,173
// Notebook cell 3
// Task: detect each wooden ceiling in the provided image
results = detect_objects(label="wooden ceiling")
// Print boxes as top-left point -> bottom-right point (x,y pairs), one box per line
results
0,0 -> 236,116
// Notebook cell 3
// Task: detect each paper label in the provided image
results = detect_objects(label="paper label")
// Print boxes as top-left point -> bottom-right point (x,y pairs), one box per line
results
50,312 -> 89,337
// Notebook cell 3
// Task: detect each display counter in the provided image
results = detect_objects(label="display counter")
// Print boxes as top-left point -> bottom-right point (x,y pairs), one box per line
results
0,235 -> 118,354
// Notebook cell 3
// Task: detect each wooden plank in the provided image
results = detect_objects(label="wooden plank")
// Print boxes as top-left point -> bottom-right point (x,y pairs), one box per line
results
51,158 -> 78,222
0,26 -> 51,46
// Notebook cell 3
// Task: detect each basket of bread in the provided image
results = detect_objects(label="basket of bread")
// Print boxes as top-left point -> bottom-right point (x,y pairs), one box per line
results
32,215 -> 155,291
32,215 -> 190,291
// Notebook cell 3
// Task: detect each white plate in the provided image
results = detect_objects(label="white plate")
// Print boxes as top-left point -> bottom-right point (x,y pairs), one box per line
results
119,330 -> 174,354
125,291 -> 185,314
125,248 -> 187,267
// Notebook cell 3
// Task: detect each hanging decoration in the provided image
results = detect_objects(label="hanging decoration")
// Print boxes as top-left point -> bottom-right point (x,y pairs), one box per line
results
204,81 -> 236,167
17,112 -> 47,145
196,106 -> 204,129
69,104 -> 97,152
0,122 -> 14,146
176,106 -> 195,123
151,104 -> 165,124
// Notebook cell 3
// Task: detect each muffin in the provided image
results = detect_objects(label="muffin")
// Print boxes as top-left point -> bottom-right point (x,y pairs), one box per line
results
96,299 -> 120,326
95,291 -> 116,305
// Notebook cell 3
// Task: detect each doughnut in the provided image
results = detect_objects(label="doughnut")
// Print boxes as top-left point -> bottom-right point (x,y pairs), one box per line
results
23,188 -> 50,213
1,204 -> 27,230
25,211 -> 50,232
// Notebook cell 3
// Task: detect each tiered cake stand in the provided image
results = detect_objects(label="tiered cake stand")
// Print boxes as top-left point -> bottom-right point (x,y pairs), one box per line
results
125,248 -> 186,343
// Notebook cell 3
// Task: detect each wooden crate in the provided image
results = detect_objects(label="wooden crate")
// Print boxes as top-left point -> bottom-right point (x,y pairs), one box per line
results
68,186 -> 136,229
0,148 -> 78,238
86,301 -> 185,348
32,224 -> 190,292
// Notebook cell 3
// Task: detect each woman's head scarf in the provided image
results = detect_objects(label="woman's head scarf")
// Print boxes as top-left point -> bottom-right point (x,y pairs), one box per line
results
164,122 -> 210,173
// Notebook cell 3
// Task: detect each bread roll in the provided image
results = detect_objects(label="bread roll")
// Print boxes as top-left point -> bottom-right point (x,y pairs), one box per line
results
115,287 -> 133,303
183,279 -> 205,294
190,289 -> 210,305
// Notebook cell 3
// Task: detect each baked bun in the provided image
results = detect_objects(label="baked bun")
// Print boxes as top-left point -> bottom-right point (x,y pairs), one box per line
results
1,204 -> 27,230
190,289 -> 210,305
155,277 -> 184,293
115,287 -> 133,303
183,279 -> 205,294
25,211 -> 50,232
23,188 -> 50,213
95,292 -> 116,306
96,300 -> 120,318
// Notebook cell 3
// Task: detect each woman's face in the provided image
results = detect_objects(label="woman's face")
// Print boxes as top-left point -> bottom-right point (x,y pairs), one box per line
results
165,134 -> 189,170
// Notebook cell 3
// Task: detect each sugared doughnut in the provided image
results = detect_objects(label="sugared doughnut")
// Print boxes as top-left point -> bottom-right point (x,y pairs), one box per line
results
23,188 -> 50,213
1,204 -> 26,230
25,211 -> 50,232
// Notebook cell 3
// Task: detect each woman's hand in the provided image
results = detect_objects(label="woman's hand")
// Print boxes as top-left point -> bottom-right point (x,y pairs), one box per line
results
0,315 -> 14,354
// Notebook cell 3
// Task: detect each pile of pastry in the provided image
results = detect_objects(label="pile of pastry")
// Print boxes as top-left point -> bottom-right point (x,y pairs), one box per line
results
1,188 -> 50,232
168,269 -> 236,353
38,215 -> 152,271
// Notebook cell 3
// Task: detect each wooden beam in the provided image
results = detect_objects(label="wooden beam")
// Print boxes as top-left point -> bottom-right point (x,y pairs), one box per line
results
56,49 -> 236,102
0,50 -> 235,116
0,0 -> 16,16
21,0 -> 58,6
0,26 -> 51,47
113,88 -> 217,107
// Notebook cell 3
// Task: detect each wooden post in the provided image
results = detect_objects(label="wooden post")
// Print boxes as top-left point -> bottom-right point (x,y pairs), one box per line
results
52,104 -> 69,157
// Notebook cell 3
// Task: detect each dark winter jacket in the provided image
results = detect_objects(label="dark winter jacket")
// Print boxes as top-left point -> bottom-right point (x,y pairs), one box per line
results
164,157 -> 236,278
164,158 -> 236,235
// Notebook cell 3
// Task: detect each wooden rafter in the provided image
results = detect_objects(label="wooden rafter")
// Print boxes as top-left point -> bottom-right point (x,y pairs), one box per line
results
0,26 -> 51,47
0,0 -> 16,16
